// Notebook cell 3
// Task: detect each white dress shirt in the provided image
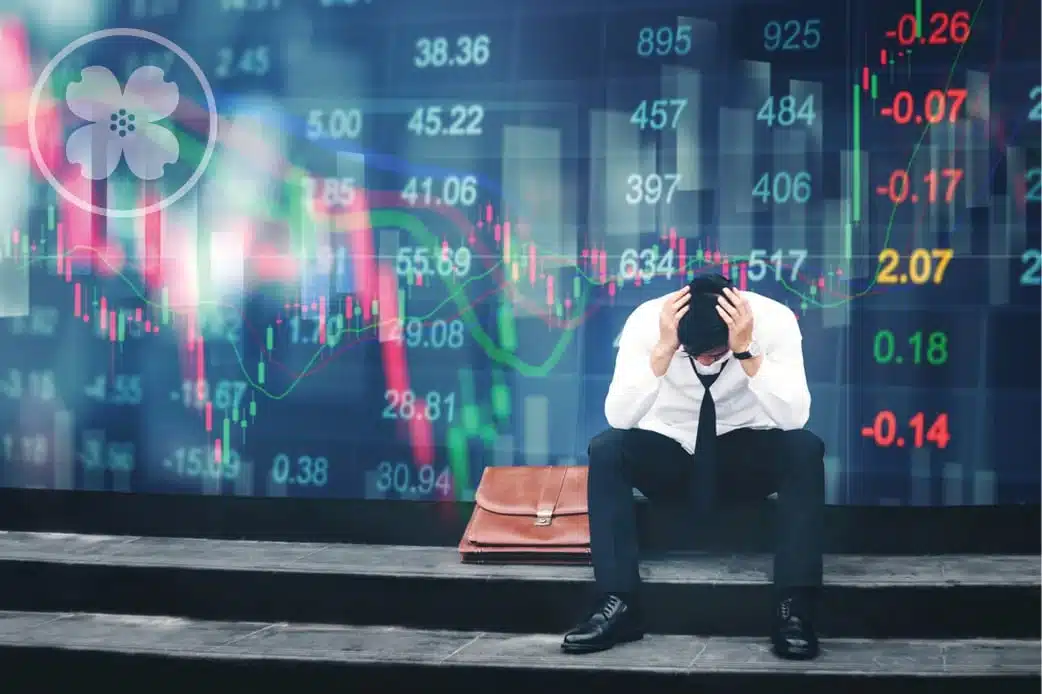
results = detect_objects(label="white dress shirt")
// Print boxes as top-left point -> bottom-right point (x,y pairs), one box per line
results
604,290 -> 811,454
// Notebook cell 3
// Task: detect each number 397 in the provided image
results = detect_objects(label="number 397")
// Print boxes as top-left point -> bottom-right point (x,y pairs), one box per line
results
626,173 -> 681,205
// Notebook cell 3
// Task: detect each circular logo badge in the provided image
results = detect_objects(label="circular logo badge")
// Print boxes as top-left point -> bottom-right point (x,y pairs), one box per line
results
28,28 -> 218,219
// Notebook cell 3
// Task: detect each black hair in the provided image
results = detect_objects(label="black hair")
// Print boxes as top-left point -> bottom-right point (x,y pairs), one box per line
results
676,273 -> 732,355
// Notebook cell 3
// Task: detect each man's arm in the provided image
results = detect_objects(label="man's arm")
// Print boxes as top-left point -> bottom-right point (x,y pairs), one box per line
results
604,309 -> 665,429
742,313 -> 811,429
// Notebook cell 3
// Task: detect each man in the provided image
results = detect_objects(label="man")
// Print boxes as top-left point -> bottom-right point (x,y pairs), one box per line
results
562,273 -> 825,660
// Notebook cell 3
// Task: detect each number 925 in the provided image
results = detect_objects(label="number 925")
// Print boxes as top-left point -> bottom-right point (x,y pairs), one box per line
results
763,19 -> 821,51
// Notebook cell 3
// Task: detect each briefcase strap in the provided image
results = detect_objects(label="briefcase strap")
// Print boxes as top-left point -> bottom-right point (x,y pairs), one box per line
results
535,467 -> 569,526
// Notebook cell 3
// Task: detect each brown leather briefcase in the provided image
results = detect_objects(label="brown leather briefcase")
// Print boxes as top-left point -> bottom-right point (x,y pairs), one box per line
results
459,465 -> 591,564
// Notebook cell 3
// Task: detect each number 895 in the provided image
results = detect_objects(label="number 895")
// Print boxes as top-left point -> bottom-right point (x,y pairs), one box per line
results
636,25 -> 692,57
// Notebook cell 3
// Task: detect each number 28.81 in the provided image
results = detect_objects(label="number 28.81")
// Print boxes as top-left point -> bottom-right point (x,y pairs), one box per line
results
382,390 -> 456,423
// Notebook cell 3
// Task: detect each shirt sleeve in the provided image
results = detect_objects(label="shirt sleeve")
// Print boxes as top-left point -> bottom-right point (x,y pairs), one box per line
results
603,306 -> 664,429
745,311 -> 812,430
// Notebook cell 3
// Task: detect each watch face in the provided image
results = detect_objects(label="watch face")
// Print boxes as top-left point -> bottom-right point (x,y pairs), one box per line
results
748,341 -> 761,357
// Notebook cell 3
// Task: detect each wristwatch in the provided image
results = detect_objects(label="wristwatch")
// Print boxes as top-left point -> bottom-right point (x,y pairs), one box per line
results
733,341 -> 761,361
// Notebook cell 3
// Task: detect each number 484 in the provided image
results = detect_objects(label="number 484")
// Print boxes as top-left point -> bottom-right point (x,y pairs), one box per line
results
757,95 -> 816,127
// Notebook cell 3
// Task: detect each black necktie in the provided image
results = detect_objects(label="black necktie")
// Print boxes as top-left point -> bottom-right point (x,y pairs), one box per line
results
689,358 -> 727,518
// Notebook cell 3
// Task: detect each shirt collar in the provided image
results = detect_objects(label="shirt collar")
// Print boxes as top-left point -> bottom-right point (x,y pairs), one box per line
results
689,354 -> 731,375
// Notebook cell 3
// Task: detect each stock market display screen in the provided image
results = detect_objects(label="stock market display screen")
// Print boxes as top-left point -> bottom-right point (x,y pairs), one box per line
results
0,0 -> 1037,505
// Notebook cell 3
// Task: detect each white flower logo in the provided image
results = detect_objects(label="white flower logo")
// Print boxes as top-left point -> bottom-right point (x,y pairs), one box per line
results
65,65 -> 180,180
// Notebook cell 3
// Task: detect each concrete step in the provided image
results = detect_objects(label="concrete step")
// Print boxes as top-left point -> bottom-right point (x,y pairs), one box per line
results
0,532 -> 1036,638
0,611 -> 1036,692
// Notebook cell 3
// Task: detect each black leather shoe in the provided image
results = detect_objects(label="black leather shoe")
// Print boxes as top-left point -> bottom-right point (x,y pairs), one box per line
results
561,594 -> 644,654
772,595 -> 820,660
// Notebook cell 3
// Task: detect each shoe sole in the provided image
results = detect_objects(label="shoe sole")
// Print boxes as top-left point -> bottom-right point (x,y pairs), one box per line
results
772,646 -> 820,661
560,632 -> 644,654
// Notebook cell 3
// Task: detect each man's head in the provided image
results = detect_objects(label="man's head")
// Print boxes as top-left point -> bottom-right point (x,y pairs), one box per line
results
676,273 -> 733,365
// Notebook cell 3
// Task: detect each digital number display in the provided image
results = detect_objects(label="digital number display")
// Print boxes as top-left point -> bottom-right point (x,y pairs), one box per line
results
0,0 -> 1034,506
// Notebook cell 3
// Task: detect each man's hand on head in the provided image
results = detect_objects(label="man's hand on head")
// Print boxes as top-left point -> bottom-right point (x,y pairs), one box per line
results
716,287 -> 754,353
650,287 -> 690,376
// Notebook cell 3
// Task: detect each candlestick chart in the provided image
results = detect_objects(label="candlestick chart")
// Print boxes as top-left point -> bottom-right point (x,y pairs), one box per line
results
0,0 -> 1036,505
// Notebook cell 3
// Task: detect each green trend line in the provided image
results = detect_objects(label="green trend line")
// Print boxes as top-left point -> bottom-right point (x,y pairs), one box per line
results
49,207 -> 843,390
38,0 -> 982,315
774,0 -> 985,307
33,0 -> 984,318
227,210 -> 579,390
22,2 -> 987,397
54,207 -> 583,396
